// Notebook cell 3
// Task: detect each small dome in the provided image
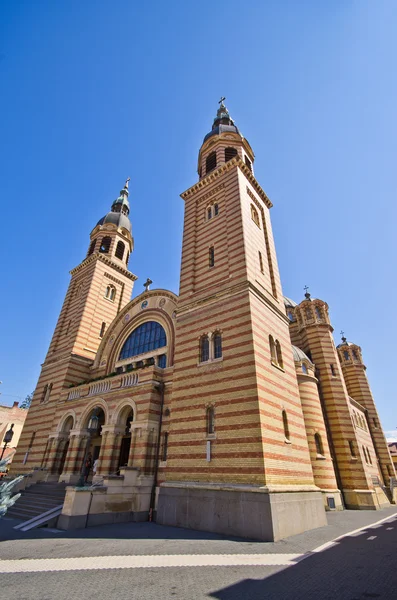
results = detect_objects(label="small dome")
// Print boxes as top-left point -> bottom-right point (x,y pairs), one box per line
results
336,340 -> 355,349
292,345 -> 313,365
97,211 -> 132,233
284,296 -> 298,308
203,123 -> 241,144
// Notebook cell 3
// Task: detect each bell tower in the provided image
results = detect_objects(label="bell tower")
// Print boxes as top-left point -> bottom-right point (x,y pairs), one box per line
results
157,101 -> 326,541
12,180 -> 137,473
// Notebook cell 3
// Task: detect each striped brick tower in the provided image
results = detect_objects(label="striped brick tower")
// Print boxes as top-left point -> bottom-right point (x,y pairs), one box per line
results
337,337 -> 396,488
295,292 -> 386,509
11,181 -> 137,474
157,100 -> 326,541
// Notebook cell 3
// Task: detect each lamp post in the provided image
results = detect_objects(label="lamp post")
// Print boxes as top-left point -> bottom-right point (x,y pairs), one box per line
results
76,410 -> 99,487
1,424 -> 14,460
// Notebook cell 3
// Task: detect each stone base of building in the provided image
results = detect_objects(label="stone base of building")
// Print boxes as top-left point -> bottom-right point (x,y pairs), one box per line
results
321,489 -> 344,511
57,510 -> 148,530
156,482 -> 327,541
343,488 -> 391,510
58,473 -> 81,485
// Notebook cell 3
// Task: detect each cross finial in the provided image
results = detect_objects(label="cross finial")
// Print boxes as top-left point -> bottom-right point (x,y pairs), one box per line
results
304,285 -> 311,300
143,278 -> 153,292
125,177 -> 130,189
340,330 -> 347,343
219,96 -> 226,105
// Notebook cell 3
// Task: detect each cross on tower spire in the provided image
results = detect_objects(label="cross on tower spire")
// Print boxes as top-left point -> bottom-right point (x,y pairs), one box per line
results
143,278 -> 153,292
340,330 -> 347,343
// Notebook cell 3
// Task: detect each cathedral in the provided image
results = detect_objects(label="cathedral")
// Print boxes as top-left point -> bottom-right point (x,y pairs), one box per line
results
12,101 -> 396,540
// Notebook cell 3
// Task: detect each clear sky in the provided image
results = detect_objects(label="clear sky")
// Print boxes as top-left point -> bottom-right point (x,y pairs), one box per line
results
0,1 -> 396,438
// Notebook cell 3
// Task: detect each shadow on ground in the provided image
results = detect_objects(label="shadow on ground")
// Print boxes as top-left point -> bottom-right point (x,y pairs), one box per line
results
209,516 -> 397,600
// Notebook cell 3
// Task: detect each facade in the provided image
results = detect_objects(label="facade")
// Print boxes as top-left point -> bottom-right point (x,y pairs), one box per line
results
12,102 -> 396,540
0,402 -> 27,463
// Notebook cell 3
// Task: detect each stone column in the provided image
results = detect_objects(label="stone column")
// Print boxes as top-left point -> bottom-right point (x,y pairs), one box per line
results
133,424 -> 158,474
127,426 -> 139,467
46,435 -> 64,474
95,426 -> 124,477
60,430 -> 88,484
42,437 -> 54,469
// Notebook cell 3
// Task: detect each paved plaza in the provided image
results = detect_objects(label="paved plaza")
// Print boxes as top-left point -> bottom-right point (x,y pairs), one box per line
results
1,508 -> 397,599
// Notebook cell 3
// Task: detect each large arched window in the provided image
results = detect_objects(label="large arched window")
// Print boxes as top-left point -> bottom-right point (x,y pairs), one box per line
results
119,321 -> 167,360
115,241 -> 125,260
99,236 -> 111,254
225,147 -> 237,162
206,151 -> 217,174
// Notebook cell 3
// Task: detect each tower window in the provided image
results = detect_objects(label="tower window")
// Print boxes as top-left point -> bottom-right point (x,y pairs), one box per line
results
259,251 -> 264,274
206,152 -> 217,174
349,440 -> 357,458
207,207 -> 212,220
206,406 -> 215,435
99,237 -> 111,254
115,241 -> 125,260
126,252 -> 130,266
302,363 -> 308,374
315,433 -> 324,456
213,332 -> 222,359
269,335 -> 276,363
352,349 -> 359,361
99,322 -> 106,338
225,147 -> 237,162
282,410 -> 290,441
214,203 -> 219,216
367,447 -> 373,465
105,285 -> 116,301
88,240 -> 96,256
305,307 -> 312,320
315,306 -> 322,321
209,246 -> 215,267
330,364 -> 336,376
251,204 -> 260,228
287,310 -> 295,322
373,417 -> 378,429
275,340 -> 283,369
245,156 -> 252,171
200,335 -> 210,363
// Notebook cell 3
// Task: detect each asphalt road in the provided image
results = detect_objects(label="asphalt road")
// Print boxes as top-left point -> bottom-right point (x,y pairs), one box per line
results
1,508 -> 397,600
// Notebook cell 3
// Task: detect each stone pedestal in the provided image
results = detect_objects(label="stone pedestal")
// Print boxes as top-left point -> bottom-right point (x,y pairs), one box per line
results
157,482 -> 327,542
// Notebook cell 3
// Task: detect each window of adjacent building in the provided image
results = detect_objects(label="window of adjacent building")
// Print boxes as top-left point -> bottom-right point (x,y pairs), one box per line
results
119,321 -> 167,360
200,335 -> 210,363
282,410 -> 290,441
115,241 -> 125,260
302,363 -> 308,374
315,433 -> 324,456
213,332 -> 222,359
99,322 -> 106,338
88,240 -> 96,256
206,152 -> 217,174
287,310 -> 295,322
207,406 -> 215,435
105,285 -> 116,301
209,246 -> 215,268
330,364 -> 336,376
99,236 -> 111,254
349,440 -> 357,458
245,156 -> 252,172
162,432 -> 169,462
258,251 -> 264,274
251,204 -> 260,228
225,147 -> 237,162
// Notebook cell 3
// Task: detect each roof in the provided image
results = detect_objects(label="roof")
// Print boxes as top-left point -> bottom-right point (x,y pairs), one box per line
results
96,211 -> 132,233
292,345 -> 313,365
284,296 -> 298,308
203,124 -> 241,144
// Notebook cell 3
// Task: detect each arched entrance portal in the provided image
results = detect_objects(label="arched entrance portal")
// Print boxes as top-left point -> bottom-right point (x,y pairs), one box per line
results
118,409 -> 134,471
87,408 -> 105,477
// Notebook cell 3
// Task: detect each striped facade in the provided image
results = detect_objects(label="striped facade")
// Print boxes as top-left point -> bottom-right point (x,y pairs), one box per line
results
11,103 -> 395,539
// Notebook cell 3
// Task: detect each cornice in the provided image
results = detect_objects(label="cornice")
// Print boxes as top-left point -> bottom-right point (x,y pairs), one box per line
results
70,252 -> 137,281
181,157 -> 273,209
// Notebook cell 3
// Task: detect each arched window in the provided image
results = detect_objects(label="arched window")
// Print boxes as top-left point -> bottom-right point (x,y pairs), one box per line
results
206,152 -> 217,174
276,340 -> 283,369
354,412 -> 359,425
213,332 -> 222,359
315,433 -> 324,456
126,252 -> 130,266
367,447 -> 373,465
115,241 -> 125,260
105,285 -> 116,301
99,236 -> 111,254
245,156 -> 252,171
269,335 -> 277,363
330,364 -> 336,376
99,321 -> 106,338
349,440 -> 356,457
343,350 -> 350,361
251,204 -> 260,227
200,335 -> 210,363
88,240 -> 96,256
119,321 -> 167,360
214,203 -> 219,216
225,147 -> 237,162
282,410 -> 290,441
302,363 -> 308,374
209,246 -> 215,267
315,306 -> 322,321
258,251 -> 264,274
207,206 -> 212,220
207,406 -> 215,435
305,307 -> 312,320
352,349 -> 359,361
287,310 -> 295,322
362,446 -> 368,463
158,354 -> 167,368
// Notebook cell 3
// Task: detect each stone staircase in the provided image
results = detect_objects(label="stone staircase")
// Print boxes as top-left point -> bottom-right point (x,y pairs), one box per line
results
7,481 -> 68,522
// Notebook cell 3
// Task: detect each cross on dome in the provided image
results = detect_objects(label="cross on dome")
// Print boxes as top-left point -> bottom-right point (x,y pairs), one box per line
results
143,278 -> 153,292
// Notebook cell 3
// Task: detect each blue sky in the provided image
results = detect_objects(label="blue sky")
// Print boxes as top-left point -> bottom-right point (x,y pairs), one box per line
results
0,1 -> 396,437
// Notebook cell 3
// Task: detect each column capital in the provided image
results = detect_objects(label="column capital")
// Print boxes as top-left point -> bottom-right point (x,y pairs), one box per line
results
100,425 -> 125,436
